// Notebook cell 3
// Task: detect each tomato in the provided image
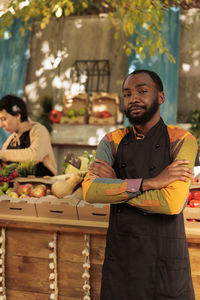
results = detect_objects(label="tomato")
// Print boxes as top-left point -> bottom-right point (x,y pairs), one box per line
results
189,199 -> 200,208
49,109 -> 62,123
192,190 -> 200,201
188,191 -> 193,202
187,219 -> 198,222
193,177 -> 198,183
96,111 -> 112,119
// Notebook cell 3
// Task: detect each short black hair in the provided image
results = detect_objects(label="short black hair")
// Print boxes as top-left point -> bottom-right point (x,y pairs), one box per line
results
124,69 -> 164,92
0,94 -> 28,122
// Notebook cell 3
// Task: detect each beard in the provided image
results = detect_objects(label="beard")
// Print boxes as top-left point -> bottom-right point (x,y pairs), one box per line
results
124,97 -> 159,125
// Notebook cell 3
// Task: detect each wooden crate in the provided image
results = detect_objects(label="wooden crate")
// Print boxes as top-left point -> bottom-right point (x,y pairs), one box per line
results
61,93 -> 89,124
88,92 -> 119,125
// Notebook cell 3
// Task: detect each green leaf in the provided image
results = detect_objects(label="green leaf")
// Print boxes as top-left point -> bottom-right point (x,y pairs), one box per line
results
125,47 -> 132,56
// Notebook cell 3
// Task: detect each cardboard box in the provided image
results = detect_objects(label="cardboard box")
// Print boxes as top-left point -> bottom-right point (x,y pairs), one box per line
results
0,196 -> 37,217
35,195 -> 79,220
89,92 -> 119,125
77,200 -> 110,222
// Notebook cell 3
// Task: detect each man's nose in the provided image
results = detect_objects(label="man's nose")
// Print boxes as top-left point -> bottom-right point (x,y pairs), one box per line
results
129,92 -> 139,103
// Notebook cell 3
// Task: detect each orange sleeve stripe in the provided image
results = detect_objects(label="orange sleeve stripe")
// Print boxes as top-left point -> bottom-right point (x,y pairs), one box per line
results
141,200 -> 160,207
105,183 -> 127,195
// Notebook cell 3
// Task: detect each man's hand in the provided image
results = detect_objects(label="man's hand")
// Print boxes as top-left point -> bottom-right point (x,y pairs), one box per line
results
142,160 -> 193,191
88,159 -> 117,179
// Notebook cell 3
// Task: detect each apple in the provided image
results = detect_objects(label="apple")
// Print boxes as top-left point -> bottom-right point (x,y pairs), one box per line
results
0,182 -> 9,192
6,187 -> 13,195
35,184 -> 47,192
17,184 -> 33,196
20,194 -> 29,198
31,187 -> 46,198
7,192 -> 18,198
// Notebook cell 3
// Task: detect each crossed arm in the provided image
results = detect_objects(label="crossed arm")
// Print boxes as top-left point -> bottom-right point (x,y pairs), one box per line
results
82,133 -> 198,215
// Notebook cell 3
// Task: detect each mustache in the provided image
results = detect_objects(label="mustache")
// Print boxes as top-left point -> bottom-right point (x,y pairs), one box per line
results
127,104 -> 146,111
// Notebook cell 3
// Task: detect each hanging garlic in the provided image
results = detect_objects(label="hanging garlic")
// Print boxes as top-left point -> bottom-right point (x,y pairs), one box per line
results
49,262 -> 54,270
48,241 -> 55,248
49,253 -> 54,259
50,293 -> 55,299
0,228 -> 6,300
83,283 -> 91,291
83,295 -> 91,300
49,273 -> 55,280
82,234 -> 91,300
48,234 -> 58,300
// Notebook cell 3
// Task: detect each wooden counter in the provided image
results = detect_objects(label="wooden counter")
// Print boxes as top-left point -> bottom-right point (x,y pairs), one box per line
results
0,213 -> 199,300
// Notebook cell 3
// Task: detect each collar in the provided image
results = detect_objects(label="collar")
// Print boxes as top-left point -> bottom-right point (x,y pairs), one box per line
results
132,126 -> 145,140
132,118 -> 164,140
11,120 -> 36,147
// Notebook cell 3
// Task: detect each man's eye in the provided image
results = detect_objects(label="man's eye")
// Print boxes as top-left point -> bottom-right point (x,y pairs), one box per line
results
139,90 -> 147,94
123,93 -> 131,98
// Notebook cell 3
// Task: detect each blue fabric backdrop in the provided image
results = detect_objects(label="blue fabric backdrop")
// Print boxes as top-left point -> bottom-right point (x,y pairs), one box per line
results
0,18 -> 30,98
125,7 -> 180,126
0,128 -> 9,149
0,18 -> 30,148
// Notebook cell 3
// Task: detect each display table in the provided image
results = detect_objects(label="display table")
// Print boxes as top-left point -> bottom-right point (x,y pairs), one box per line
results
0,188 -> 199,299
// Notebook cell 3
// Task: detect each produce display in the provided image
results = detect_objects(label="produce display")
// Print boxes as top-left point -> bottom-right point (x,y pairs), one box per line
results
63,150 -> 96,174
51,173 -> 83,198
0,151 -> 95,200
0,161 -> 37,183
185,177 -> 200,223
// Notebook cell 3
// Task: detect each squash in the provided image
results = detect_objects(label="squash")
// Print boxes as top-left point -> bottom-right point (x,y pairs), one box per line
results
51,173 -> 83,198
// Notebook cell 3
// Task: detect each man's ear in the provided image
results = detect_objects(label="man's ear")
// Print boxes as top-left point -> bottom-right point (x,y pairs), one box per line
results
158,91 -> 165,105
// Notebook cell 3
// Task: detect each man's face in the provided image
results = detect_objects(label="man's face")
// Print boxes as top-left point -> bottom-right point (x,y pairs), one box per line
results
0,110 -> 20,133
123,73 -> 163,125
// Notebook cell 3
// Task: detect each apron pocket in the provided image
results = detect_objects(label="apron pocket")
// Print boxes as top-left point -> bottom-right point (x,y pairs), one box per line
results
156,257 -> 189,299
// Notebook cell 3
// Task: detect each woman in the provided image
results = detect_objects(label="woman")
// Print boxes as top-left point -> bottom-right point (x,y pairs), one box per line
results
0,94 -> 57,177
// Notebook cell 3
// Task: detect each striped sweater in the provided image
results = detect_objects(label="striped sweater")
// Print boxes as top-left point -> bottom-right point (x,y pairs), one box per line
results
82,124 -> 198,215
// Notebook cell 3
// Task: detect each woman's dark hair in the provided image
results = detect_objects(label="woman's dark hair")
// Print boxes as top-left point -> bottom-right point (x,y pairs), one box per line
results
124,69 -> 164,92
0,94 -> 28,122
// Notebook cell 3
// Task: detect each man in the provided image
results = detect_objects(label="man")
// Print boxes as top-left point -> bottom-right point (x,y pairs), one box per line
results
0,94 -> 57,176
82,70 -> 197,300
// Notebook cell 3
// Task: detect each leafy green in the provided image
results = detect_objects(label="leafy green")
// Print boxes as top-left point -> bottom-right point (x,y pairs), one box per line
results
17,160 -> 37,177
83,150 -> 96,164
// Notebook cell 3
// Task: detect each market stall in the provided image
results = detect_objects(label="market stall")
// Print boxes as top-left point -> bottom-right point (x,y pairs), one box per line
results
0,161 -> 199,299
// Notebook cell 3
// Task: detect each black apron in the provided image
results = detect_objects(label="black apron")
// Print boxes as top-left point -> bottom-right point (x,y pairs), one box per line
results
7,130 -> 53,177
100,119 -> 195,300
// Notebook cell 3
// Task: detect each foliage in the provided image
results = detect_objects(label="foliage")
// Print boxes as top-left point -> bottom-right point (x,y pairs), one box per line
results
189,110 -> 200,144
36,94 -> 54,133
0,0 -> 192,61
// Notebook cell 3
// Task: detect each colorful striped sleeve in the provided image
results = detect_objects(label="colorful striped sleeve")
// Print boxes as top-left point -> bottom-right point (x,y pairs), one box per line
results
82,128 -> 143,203
127,127 -> 198,214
